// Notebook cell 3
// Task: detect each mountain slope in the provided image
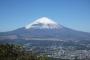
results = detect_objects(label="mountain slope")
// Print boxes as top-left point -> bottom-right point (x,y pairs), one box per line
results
0,17 -> 90,41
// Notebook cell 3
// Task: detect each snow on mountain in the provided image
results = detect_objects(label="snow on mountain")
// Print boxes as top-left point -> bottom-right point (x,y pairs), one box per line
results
25,17 -> 62,29
0,17 -> 90,41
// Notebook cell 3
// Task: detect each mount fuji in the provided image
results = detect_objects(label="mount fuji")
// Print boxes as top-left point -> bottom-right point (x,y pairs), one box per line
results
0,17 -> 90,41
25,17 -> 61,29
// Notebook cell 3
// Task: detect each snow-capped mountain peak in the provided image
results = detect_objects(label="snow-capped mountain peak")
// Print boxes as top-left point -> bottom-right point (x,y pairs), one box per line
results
25,17 -> 62,29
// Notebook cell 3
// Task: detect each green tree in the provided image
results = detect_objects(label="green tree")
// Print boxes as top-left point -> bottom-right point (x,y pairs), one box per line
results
0,44 -> 50,60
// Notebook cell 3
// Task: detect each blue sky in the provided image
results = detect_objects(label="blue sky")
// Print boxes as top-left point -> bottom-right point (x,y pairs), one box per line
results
0,0 -> 90,32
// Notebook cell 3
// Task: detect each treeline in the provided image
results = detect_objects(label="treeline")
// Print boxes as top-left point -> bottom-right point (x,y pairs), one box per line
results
0,44 -> 49,60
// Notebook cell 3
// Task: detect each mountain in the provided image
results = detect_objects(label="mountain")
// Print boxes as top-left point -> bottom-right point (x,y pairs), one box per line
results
25,17 -> 61,29
0,17 -> 90,41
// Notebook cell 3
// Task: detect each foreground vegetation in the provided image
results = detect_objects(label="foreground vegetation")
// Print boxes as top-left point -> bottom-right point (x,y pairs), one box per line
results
0,44 -> 85,60
0,44 -> 49,60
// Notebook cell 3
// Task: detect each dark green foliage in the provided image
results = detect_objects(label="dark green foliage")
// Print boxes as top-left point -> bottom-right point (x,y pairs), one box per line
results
0,44 -> 36,60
